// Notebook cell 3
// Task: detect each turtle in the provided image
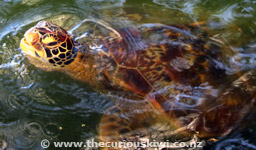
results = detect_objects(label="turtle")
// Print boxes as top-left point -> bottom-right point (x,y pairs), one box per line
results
20,20 -> 256,149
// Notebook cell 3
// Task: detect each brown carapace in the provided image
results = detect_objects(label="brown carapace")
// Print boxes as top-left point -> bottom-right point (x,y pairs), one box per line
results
20,21 -> 256,148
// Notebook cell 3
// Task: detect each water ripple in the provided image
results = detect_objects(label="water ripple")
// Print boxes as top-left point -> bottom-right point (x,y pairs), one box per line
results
0,0 -> 256,149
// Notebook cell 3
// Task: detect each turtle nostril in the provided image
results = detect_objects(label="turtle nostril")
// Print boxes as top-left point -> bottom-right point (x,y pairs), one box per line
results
23,38 -> 30,45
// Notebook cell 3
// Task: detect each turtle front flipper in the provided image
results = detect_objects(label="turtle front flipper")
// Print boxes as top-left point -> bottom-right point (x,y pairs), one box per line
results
98,97 -> 200,150
98,100 -> 165,150
99,104 -> 201,150
99,106 -> 133,144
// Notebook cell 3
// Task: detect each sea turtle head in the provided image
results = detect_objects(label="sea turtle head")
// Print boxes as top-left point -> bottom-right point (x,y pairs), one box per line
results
20,21 -> 78,69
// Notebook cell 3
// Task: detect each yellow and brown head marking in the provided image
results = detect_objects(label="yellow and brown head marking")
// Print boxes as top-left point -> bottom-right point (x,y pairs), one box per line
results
20,21 -> 77,67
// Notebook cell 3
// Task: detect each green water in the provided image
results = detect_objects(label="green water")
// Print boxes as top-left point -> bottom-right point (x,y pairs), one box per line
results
0,0 -> 256,149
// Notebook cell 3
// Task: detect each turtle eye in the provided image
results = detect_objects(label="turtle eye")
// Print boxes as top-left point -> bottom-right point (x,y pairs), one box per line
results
46,42 -> 58,46
42,34 -> 58,46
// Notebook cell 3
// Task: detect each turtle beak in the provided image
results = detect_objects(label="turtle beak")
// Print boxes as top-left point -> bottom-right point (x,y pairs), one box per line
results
20,37 -> 36,56
20,26 -> 45,57
20,27 -> 35,53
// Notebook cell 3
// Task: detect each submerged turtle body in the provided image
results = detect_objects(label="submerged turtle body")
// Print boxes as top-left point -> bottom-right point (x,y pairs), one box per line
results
20,20 -> 256,146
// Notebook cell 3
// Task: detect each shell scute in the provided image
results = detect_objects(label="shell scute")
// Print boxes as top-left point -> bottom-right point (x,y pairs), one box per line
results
114,67 -> 152,96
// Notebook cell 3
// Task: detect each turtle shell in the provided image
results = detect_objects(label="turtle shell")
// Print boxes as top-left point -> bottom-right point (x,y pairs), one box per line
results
97,24 -> 225,98
93,24 -> 255,137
